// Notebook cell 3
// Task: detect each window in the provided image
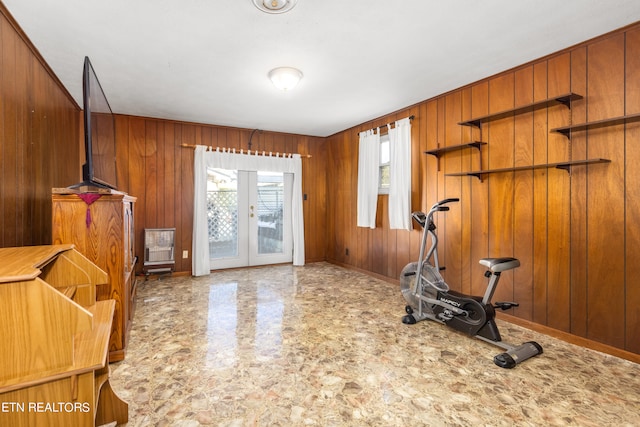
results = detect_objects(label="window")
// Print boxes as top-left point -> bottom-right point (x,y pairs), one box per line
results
379,133 -> 390,194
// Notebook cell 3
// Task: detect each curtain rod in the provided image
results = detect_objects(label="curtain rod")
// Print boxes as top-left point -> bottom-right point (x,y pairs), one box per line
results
362,115 -> 415,135
180,144 -> 312,158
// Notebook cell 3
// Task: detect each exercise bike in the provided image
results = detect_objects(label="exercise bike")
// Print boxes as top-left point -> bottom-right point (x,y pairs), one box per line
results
400,198 -> 542,368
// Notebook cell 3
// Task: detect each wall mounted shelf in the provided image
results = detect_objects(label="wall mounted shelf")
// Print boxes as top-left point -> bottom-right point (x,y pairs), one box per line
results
445,158 -> 611,180
425,141 -> 486,171
459,93 -> 583,128
550,112 -> 640,137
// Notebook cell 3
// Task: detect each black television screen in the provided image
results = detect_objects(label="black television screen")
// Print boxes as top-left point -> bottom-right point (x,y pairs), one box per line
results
81,56 -> 117,190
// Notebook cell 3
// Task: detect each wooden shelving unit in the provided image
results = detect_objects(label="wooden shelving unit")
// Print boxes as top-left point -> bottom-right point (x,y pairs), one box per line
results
425,141 -> 486,171
434,92 -> 611,180
0,245 -> 128,427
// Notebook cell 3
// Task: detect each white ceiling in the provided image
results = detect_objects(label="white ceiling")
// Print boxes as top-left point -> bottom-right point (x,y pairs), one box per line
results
4,0 -> 640,137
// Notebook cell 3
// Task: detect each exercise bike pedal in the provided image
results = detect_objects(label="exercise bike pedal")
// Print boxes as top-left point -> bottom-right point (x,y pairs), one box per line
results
494,301 -> 519,310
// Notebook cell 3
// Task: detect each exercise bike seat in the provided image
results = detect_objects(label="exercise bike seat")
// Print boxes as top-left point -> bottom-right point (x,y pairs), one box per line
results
479,257 -> 520,272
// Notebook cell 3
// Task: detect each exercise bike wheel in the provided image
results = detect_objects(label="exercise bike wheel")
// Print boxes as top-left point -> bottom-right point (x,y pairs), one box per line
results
460,301 -> 485,326
400,262 -> 438,315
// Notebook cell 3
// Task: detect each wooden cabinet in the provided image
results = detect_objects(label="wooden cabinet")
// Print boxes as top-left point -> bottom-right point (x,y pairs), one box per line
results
0,245 -> 128,426
52,189 -> 137,362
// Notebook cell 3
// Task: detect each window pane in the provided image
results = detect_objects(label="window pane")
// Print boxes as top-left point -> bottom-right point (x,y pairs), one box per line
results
207,168 -> 238,258
380,165 -> 390,188
257,171 -> 284,255
380,139 -> 390,164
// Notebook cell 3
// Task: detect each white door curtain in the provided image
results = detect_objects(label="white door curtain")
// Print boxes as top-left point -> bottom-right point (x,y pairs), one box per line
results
388,117 -> 412,230
192,146 -> 305,276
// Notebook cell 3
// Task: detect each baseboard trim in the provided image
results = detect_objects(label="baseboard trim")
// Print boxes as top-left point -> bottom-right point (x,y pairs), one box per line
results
497,312 -> 640,365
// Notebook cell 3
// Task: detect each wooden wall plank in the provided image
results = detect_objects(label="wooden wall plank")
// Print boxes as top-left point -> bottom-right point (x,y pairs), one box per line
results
2,17 -> 19,247
569,47 -> 589,337
144,120 -> 158,227
459,88 -> 473,295
0,17 -> 4,241
513,66 -> 534,320
443,92 -> 463,292
586,34 -> 626,347
625,27 -> 640,354
546,54 -> 572,332
532,61 -> 549,325
469,82 -> 489,297
487,74 -> 515,304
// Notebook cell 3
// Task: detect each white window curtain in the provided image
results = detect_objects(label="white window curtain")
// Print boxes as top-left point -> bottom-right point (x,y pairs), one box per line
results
192,146 -> 305,276
388,117 -> 412,230
356,129 -> 380,228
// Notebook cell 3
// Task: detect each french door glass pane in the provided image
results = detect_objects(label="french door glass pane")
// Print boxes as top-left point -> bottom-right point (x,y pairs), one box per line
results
256,171 -> 284,255
207,168 -> 238,259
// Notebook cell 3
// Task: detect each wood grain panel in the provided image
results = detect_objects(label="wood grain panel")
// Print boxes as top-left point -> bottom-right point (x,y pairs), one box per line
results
459,89 -> 473,295
0,17 -> 5,241
569,47 -> 589,337
469,82 -> 489,297
586,34 -> 626,347
487,74 -> 515,304
408,106 -> 422,266
1,6 -> 80,249
513,66 -> 534,320
2,17 -> 19,247
163,122 -> 177,230
532,61 -> 549,324
625,26 -> 640,354
443,92 -> 463,292
546,54 -> 572,332
144,120 -> 158,227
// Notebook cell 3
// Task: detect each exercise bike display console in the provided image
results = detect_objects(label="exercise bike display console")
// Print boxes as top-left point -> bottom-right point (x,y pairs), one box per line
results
400,198 -> 543,368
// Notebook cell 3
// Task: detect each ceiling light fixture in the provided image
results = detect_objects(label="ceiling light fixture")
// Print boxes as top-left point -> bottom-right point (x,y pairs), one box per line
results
268,67 -> 303,91
252,0 -> 298,14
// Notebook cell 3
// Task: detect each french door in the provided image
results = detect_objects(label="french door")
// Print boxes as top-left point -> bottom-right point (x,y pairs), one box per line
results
207,169 -> 292,269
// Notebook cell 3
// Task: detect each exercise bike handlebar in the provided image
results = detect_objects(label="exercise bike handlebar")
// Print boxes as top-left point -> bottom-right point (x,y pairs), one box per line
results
412,198 -> 459,229
432,198 -> 460,209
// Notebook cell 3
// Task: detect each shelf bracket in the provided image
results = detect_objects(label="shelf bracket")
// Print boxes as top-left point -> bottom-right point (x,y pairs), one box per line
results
468,172 -> 485,182
556,95 -> 574,109
554,128 -> 572,139
465,120 -> 481,129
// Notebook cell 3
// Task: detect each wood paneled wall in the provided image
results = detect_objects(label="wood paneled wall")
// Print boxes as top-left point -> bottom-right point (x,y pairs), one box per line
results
113,116 -> 327,273
326,24 -> 640,357
0,5 -> 81,248
0,3 -> 326,272
2,0 -> 639,359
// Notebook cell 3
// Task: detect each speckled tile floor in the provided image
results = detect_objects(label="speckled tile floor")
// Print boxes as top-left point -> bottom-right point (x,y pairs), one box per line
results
110,262 -> 640,426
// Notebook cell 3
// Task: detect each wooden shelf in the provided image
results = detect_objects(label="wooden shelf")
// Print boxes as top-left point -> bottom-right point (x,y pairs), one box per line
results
445,158 -> 611,180
425,141 -> 486,171
425,141 -> 486,157
550,112 -> 640,137
459,93 -> 583,128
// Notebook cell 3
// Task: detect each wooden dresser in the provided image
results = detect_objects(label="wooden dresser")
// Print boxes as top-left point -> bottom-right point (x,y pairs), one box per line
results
52,189 -> 137,362
0,244 -> 128,426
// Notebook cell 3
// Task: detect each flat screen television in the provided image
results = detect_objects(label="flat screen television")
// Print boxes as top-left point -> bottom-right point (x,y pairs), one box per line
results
76,56 -> 118,190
